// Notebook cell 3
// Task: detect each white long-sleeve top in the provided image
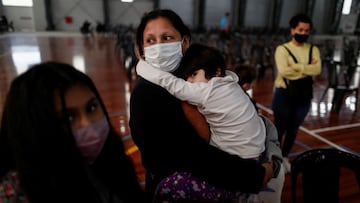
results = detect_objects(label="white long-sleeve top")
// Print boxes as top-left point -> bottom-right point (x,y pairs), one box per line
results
136,60 -> 266,159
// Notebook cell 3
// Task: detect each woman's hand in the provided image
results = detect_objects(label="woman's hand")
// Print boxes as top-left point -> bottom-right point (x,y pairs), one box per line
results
311,58 -> 318,64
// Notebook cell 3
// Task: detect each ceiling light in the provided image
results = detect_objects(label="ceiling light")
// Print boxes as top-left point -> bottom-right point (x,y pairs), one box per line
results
342,0 -> 352,15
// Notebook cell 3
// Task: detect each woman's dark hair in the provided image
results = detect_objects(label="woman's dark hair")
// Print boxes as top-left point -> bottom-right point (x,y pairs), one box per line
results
0,62 -> 143,203
289,13 -> 313,29
135,9 -> 191,59
173,43 -> 226,80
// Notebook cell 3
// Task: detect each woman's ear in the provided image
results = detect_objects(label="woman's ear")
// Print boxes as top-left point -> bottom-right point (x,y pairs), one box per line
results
290,27 -> 296,36
182,36 -> 191,52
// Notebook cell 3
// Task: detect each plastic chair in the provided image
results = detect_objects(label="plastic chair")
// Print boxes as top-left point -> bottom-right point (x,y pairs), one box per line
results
291,148 -> 360,203
320,60 -> 359,113
319,60 -> 339,102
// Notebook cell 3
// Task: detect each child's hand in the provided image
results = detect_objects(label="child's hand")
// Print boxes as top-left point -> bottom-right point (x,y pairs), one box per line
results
262,161 -> 273,185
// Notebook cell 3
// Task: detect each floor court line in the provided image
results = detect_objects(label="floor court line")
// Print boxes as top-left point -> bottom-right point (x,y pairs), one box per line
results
299,126 -> 351,153
294,140 -> 313,151
121,134 -> 132,141
257,103 -> 351,153
289,142 -> 352,157
311,122 -> 360,133
289,151 -> 307,158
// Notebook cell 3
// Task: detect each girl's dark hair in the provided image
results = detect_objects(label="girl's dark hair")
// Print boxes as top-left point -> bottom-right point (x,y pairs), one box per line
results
135,9 -> 191,59
289,13 -> 313,29
0,62 -> 143,202
174,43 -> 226,80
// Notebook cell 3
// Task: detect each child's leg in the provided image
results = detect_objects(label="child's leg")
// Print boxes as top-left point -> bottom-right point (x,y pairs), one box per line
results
239,164 -> 285,203
155,171 -> 241,202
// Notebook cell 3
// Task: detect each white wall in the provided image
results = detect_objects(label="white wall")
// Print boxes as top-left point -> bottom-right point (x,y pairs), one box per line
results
338,0 -> 360,34
311,0 -> 328,34
24,0 -> 153,32
2,6 -> 34,31
109,0 -> 153,28
32,0 -> 47,31
278,0 -> 300,29
159,0 -> 193,28
0,0 -> 358,34
51,0 -> 103,31
339,13 -> 358,34
204,0 -> 231,29
243,0 -> 271,28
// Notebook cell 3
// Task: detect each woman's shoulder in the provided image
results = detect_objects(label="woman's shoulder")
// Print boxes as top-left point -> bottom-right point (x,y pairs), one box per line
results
132,77 -> 165,93
0,171 -> 28,203
275,42 -> 291,52
131,78 -> 180,104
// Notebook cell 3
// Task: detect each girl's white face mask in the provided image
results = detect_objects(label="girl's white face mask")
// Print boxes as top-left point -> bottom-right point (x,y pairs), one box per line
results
144,41 -> 183,72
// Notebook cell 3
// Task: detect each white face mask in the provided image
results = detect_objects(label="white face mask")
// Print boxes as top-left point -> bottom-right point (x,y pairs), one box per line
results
144,41 -> 183,72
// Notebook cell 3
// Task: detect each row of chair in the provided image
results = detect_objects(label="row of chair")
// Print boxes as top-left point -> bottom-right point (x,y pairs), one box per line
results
320,59 -> 359,113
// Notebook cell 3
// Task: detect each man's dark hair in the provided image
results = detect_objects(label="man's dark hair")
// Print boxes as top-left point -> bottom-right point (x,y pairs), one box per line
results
289,13 -> 313,29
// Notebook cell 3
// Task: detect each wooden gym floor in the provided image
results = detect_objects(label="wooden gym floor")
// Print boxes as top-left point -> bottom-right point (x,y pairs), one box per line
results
0,32 -> 359,202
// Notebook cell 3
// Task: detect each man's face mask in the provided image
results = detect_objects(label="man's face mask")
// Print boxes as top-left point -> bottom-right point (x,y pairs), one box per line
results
144,41 -> 183,72
294,33 -> 309,43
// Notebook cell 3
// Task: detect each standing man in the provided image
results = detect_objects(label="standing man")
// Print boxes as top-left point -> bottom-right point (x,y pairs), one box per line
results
220,12 -> 230,40
272,13 -> 321,173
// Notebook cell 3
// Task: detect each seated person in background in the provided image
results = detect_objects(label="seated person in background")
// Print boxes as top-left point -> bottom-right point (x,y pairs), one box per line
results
0,15 -> 8,25
137,43 -> 283,202
96,21 -> 107,35
0,62 -> 145,203
0,15 -> 12,32
80,20 -> 94,37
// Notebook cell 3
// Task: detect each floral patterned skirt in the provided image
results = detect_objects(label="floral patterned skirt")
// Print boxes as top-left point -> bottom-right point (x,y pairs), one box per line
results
155,171 -> 241,202
0,171 -> 27,203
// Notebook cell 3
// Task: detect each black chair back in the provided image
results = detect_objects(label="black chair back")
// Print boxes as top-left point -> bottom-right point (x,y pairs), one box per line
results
291,148 -> 360,203
327,60 -> 339,88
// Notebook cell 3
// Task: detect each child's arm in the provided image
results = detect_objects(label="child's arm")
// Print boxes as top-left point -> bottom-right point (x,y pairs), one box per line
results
136,60 -> 208,105
181,102 -> 210,142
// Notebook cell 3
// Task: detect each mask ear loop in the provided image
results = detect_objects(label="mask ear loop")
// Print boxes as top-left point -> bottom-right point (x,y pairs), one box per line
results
181,36 -> 190,46
181,37 -> 189,54
181,37 -> 185,45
